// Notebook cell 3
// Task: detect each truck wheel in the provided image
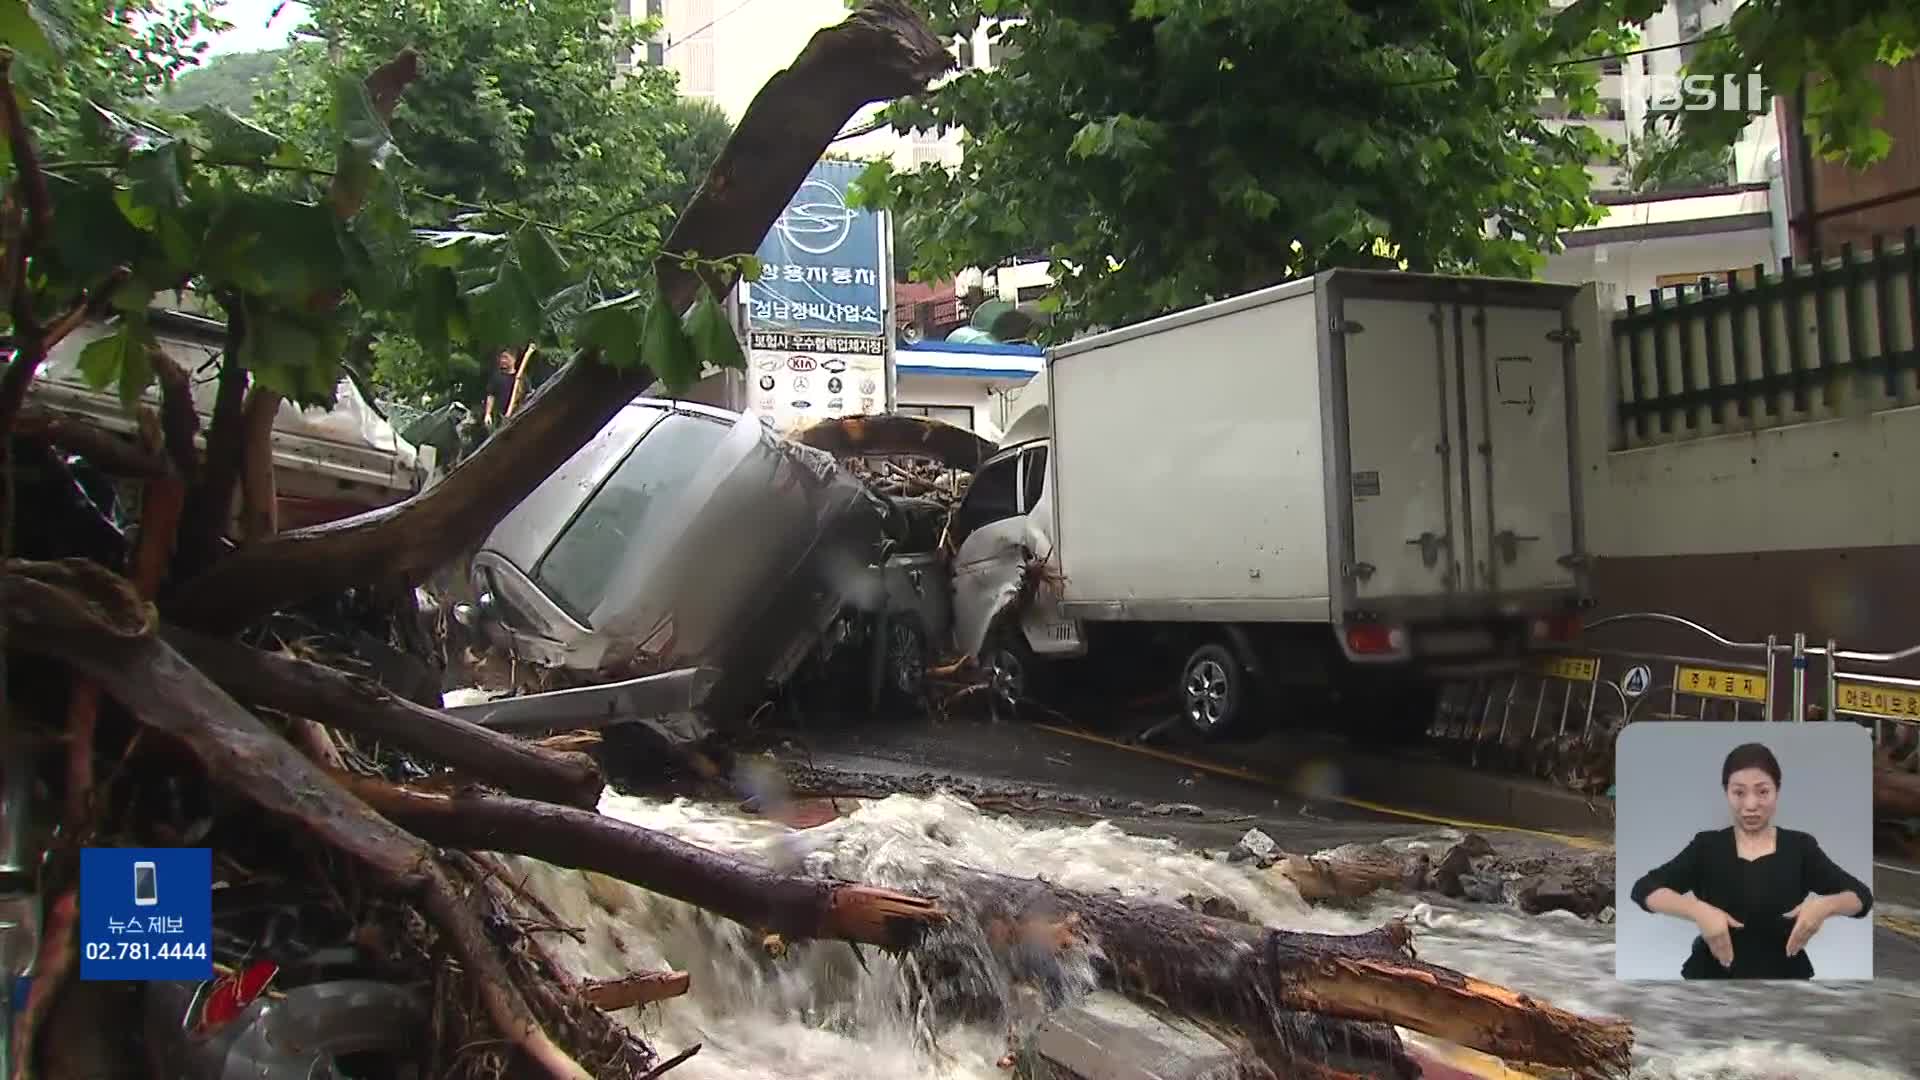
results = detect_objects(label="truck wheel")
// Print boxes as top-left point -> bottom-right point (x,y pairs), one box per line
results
1181,644 -> 1247,737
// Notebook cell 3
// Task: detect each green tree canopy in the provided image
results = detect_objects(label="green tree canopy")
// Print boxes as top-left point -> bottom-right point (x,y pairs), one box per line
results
251,0 -> 705,403
858,0 -> 1624,336
1534,0 -> 1917,167
158,46 -> 285,117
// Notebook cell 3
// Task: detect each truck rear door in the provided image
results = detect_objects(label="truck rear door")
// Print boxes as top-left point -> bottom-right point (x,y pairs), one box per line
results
1321,271 -> 1585,627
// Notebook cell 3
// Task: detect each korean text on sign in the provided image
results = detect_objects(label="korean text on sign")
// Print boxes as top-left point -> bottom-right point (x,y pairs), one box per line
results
79,847 -> 213,980
1540,656 -> 1598,682
1675,666 -> 1768,703
1834,682 -> 1920,722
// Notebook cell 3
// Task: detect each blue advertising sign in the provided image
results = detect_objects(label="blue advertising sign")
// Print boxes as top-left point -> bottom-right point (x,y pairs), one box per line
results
79,847 -> 212,981
750,160 -> 886,335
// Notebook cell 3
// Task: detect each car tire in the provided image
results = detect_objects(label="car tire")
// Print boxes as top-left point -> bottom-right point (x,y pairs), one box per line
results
1180,643 -> 1248,738
983,628 -> 1045,723
880,616 -> 930,715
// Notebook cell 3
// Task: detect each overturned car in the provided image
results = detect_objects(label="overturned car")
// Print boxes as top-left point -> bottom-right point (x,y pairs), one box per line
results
446,399 -> 974,756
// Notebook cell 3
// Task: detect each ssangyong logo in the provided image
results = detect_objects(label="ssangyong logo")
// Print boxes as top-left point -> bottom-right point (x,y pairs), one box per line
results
821,358 -> 848,374
787,355 -> 817,372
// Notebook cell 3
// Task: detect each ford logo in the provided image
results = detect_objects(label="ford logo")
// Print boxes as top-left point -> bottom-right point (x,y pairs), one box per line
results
788,356 -> 817,372
822,358 -> 848,374
791,400 -> 813,409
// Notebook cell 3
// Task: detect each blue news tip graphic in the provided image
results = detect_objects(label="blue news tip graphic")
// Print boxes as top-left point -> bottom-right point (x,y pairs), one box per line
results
79,847 -> 212,981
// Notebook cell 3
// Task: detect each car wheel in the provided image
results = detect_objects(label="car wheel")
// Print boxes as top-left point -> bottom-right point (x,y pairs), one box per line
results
1180,643 -> 1247,738
882,617 -> 929,713
984,630 -> 1041,723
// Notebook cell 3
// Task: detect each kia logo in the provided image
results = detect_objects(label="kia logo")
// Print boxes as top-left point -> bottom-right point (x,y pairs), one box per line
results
792,375 -> 810,391
788,356 -> 817,372
758,375 -> 776,391
822,358 -> 848,374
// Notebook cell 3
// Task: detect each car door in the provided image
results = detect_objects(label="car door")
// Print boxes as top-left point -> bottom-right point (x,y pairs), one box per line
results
950,448 -> 1034,659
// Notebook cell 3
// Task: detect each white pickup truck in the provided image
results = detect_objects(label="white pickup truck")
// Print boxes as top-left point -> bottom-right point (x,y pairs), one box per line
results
28,309 -> 431,528
949,268 -> 1593,740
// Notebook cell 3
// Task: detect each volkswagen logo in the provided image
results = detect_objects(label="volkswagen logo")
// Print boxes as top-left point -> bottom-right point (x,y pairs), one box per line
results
860,378 -> 877,395
788,356 -> 817,372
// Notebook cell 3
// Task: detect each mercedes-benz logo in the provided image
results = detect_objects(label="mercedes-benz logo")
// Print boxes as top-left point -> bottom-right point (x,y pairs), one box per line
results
772,178 -> 856,256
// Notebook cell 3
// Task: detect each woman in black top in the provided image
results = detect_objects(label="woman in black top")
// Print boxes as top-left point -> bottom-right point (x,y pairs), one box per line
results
1630,742 -> 1873,979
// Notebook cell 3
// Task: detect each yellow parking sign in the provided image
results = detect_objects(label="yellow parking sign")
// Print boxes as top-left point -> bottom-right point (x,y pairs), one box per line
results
1834,682 -> 1920,722
1540,656 -> 1598,682
1676,666 -> 1767,703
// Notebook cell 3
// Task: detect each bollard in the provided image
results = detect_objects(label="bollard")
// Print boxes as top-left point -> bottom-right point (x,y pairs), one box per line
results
1790,633 -> 1807,722
1765,634 -> 1777,722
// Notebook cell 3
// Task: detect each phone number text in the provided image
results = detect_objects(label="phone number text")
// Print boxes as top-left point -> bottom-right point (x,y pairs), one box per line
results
83,941 -> 209,962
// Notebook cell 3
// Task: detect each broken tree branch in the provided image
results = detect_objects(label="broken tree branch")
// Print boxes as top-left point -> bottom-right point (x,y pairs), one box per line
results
237,386 -> 281,541
0,51 -> 53,439
0,558 -> 591,1080
165,0 -> 953,632
160,624 -> 603,808
331,774 -> 946,949
149,350 -> 201,479
579,971 -> 692,1011
178,319 -> 248,567
14,406 -> 167,477
794,413 -> 997,472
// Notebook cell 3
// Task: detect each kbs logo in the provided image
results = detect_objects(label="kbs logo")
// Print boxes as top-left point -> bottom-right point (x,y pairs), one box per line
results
1648,72 -> 1767,113
787,355 -> 818,372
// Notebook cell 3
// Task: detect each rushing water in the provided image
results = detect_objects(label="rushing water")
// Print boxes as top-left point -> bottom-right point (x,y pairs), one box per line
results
501,790 -> 1919,1080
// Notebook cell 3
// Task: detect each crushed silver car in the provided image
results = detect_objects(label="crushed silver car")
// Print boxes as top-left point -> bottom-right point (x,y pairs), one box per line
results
449,399 -> 951,750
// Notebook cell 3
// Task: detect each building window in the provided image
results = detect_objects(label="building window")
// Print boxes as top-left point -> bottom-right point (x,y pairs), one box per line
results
899,403 -> 975,431
668,0 -> 715,95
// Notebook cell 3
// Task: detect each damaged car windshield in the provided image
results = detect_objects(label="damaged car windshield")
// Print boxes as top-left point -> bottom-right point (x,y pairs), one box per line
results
534,411 -> 732,624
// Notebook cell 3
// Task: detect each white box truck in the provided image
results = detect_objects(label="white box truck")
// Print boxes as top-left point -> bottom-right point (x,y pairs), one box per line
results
948,268 -> 1591,739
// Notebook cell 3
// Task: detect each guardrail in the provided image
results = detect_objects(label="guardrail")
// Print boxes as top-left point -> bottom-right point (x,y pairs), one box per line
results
1611,227 -> 1920,449
1428,611 -> 1920,792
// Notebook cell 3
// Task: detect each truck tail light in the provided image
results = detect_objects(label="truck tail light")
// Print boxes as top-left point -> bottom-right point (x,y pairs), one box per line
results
1531,613 -> 1583,643
1345,622 -> 1405,656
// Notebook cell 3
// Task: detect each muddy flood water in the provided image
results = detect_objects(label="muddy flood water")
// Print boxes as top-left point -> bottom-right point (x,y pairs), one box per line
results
501,791 -> 1920,1079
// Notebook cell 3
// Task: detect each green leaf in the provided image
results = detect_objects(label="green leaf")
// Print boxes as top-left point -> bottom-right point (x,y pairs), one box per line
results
192,105 -> 284,163
416,229 -> 509,269
240,308 -> 342,408
411,266 -> 463,357
0,0 -> 54,63
329,75 -> 398,216
574,290 -> 645,369
513,227 -> 574,300
684,289 -> 745,373
75,320 -> 155,412
463,260 -> 542,352
736,254 -> 764,283
642,291 -> 696,389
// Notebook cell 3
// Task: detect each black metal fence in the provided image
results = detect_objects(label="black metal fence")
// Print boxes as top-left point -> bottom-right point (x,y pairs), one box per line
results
1611,226 -> 1920,448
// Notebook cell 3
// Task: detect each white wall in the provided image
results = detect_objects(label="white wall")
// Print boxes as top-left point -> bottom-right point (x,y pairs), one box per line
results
1568,285 -> 1920,558
1544,226 -> 1775,308
894,374 -> 1027,442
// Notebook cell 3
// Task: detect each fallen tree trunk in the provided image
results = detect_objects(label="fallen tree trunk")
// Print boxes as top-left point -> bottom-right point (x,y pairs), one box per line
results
161,624 -> 603,808
579,971 -> 691,1011
793,412 -> 997,471
164,0 -> 953,633
332,773 -> 945,949
336,776 -> 1633,1075
0,559 -> 592,1080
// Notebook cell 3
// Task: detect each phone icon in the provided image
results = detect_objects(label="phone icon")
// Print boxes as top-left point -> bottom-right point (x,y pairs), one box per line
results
133,861 -> 158,906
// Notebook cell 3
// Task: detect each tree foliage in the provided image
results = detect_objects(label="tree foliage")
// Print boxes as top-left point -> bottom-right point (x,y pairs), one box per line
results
250,0 -> 720,404
1538,0 -> 1917,168
1626,117 -> 1733,194
857,0 -> 1624,335
0,0 -> 748,429
158,46 -> 285,117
